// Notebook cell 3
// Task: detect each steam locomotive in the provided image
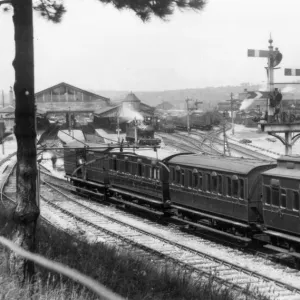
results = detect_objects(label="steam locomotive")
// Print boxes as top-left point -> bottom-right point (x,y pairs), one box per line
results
64,141 -> 300,262
125,120 -> 161,146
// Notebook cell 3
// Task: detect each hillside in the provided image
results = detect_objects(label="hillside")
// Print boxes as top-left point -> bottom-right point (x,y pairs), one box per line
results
94,84 -> 260,110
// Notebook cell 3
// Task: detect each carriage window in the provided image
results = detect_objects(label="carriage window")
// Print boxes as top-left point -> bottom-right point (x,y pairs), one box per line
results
280,189 -> 286,208
125,160 -> 130,173
193,173 -> 199,188
137,163 -> 143,176
271,187 -> 279,206
176,169 -> 181,184
239,179 -> 244,199
212,175 -> 217,193
293,191 -> 300,210
132,163 -> 137,175
232,179 -> 238,198
264,186 -> 271,204
199,173 -> 203,190
181,170 -> 185,186
218,175 -> 223,195
188,170 -> 192,187
227,177 -> 232,196
152,167 -> 157,179
171,168 -> 175,181
112,158 -> 117,171
206,174 -> 211,192
156,168 -> 160,180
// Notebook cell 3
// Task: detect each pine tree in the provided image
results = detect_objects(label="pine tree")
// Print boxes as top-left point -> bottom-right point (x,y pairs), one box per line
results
0,0 -> 206,281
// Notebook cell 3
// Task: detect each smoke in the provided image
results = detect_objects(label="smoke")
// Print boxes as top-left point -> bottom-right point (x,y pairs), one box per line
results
119,105 -> 144,121
239,98 -> 255,111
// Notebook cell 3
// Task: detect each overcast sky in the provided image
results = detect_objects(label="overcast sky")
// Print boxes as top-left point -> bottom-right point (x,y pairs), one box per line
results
0,0 -> 300,93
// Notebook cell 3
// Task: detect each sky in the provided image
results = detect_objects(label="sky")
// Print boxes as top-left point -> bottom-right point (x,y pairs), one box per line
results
1,0 -> 300,93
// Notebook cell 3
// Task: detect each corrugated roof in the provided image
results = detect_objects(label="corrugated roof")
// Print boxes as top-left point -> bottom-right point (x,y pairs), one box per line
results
35,82 -> 110,103
169,154 -> 276,174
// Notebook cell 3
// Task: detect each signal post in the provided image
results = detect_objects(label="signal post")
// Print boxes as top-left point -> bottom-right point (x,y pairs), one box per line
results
248,37 -> 300,155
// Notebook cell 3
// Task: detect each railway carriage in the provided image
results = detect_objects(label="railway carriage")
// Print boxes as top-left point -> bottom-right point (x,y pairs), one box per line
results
262,156 -> 300,252
167,154 -> 276,235
64,141 -> 111,188
105,148 -> 181,208
63,140 -> 300,256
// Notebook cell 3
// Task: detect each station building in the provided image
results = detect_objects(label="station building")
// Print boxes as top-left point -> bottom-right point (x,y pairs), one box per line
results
35,82 -> 110,112
94,92 -> 154,131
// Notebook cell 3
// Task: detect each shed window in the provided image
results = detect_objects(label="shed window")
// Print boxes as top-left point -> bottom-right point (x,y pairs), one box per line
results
218,175 -> 223,194
188,170 -> 192,187
264,186 -> 271,204
125,160 -> 130,173
280,189 -> 286,208
272,187 -> 279,206
239,179 -> 244,199
293,191 -> 300,210
227,177 -> 232,196
232,178 -> 238,198
212,174 -> 217,193
206,174 -> 211,192
193,173 -> 199,188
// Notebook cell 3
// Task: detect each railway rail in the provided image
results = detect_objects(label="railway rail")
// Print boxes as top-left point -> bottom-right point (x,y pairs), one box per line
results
177,130 -> 274,160
41,175 -> 300,299
4,169 -> 297,300
2,156 -> 300,299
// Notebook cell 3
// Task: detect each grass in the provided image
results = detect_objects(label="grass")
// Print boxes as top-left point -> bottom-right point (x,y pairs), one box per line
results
0,202 -> 268,300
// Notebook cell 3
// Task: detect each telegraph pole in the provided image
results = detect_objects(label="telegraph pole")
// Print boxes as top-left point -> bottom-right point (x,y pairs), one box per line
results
226,93 -> 235,135
186,98 -> 190,133
267,36 -> 275,122
230,93 -> 234,135
2,90 -> 4,108
116,112 -> 121,143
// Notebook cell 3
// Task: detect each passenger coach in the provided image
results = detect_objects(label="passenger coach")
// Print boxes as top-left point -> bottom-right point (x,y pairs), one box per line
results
167,154 -> 276,235
262,156 -> 300,252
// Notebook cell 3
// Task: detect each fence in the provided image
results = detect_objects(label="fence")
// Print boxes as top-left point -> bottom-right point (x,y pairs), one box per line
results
0,236 -> 125,300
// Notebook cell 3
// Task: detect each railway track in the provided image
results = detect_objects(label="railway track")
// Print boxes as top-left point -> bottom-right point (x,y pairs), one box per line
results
157,133 -> 203,153
3,158 -> 300,299
178,130 -> 274,160
5,170 -> 297,299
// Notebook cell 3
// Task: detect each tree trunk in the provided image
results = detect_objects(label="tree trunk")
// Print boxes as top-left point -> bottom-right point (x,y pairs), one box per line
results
10,0 -> 39,282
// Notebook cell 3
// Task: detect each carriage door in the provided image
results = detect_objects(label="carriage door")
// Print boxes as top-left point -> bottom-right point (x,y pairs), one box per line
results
75,149 -> 85,178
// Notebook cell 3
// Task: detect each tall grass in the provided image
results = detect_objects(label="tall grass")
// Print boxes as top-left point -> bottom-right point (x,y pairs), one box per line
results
0,203 -> 268,300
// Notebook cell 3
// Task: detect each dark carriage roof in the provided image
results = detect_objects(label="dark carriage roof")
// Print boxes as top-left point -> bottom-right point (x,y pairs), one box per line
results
263,155 -> 300,179
64,140 -> 110,150
64,140 -> 185,160
169,154 -> 276,175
